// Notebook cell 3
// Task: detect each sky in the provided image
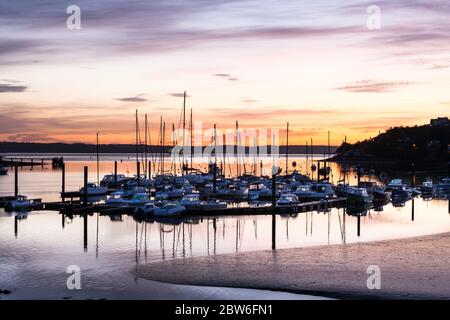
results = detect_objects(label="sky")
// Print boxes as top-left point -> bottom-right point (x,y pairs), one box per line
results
0,0 -> 449,145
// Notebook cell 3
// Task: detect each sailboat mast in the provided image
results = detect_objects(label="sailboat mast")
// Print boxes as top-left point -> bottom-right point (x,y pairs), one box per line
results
159,116 -> 163,174
214,123 -> 217,165
306,140 -> 309,177
145,114 -> 148,176
190,108 -> 193,171
328,130 -> 331,156
235,120 -> 239,177
223,133 -> 226,177
96,132 -> 99,185
135,110 -> 139,178
285,121 -> 289,175
182,91 -> 186,176
162,121 -> 166,174
172,123 -> 176,175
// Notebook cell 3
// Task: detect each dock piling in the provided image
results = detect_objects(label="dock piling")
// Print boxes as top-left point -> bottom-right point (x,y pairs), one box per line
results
114,161 -> 118,184
83,214 -> 88,251
213,163 -> 217,194
137,161 -> 140,186
14,165 -> 18,197
83,166 -> 88,204
61,163 -> 65,202
357,215 -> 361,237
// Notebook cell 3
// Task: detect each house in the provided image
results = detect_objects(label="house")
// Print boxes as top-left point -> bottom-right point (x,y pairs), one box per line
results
430,117 -> 450,126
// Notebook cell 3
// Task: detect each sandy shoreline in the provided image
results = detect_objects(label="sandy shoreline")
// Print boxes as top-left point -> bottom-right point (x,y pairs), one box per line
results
138,233 -> 450,299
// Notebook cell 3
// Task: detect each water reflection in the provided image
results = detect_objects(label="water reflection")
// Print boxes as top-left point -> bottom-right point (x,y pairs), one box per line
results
24,191 -> 445,262
1,156 -> 450,298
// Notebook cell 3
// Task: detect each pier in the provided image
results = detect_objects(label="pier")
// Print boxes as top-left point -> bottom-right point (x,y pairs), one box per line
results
36,197 -> 347,217
0,156 -> 63,167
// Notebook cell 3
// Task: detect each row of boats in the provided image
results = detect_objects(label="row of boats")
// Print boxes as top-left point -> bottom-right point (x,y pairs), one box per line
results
71,169 -> 450,216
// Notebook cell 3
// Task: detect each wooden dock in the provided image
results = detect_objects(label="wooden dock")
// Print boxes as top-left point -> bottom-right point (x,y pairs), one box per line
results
0,157 -> 63,167
38,197 -> 347,216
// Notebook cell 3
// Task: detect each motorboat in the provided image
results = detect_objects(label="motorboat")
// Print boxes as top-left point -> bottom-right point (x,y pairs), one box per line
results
0,165 -> 8,175
420,180 -> 434,194
5,195 -> 40,211
154,203 -> 186,217
122,186 -> 147,198
358,181 -> 391,201
105,191 -> 127,206
294,184 -> 312,199
295,183 -> 334,201
387,179 -> 405,188
276,193 -> 299,206
155,185 -> 185,199
179,194 -> 227,210
247,183 -> 270,201
124,193 -> 151,206
436,177 -> 450,193
134,203 -> 157,215
216,184 -> 248,198
390,185 -> 411,198
79,183 -> 108,196
338,186 -> 373,205
386,179 -> 411,198
100,174 -> 129,187
179,193 -> 202,209
185,172 -> 213,184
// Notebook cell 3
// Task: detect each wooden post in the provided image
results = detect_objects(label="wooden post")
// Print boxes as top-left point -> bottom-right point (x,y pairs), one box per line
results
14,216 -> 18,238
411,162 -> 415,188
14,165 -> 18,197
61,163 -> 65,202
271,173 -> 276,208
260,160 -> 263,177
83,166 -> 88,205
357,214 -> 361,237
213,163 -> 217,194
83,214 -> 88,251
62,213 -> 65,229
137,161 -> 140,186
411,198 -> 415,221
317,161 -> 320,182
114,160 -> 118,184
272,173 -> 276,251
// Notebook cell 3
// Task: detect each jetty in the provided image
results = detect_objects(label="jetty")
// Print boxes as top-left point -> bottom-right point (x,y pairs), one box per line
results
35,197 -> 347,217
0,156 -> 63,167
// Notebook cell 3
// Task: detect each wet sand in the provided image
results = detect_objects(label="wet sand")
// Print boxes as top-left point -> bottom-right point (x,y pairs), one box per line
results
138,233 -> 450,299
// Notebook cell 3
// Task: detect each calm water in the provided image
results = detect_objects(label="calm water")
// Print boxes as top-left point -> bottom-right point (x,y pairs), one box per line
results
1,154 -> 449,299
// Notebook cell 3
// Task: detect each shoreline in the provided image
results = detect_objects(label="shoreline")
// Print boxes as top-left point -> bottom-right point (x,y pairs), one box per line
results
138,232 -> 450,300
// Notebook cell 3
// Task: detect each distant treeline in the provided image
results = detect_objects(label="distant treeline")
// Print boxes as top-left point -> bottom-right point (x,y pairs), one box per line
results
0,142 -> 336,154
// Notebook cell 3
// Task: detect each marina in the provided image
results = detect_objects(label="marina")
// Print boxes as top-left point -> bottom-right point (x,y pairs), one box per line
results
0,155 -> 450,298
1,0 -> 450,309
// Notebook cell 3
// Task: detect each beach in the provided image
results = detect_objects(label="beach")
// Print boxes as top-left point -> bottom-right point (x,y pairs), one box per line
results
138,232 -> 450,299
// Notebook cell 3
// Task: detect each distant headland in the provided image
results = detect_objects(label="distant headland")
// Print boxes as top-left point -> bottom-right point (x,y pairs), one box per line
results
330,117 -> 450,169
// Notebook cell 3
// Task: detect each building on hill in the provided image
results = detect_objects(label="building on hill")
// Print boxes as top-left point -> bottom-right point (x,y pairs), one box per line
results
430,117 -> 450,127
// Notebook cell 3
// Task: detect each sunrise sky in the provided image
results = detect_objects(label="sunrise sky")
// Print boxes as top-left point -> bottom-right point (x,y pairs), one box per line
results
0,0 -> 449,145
